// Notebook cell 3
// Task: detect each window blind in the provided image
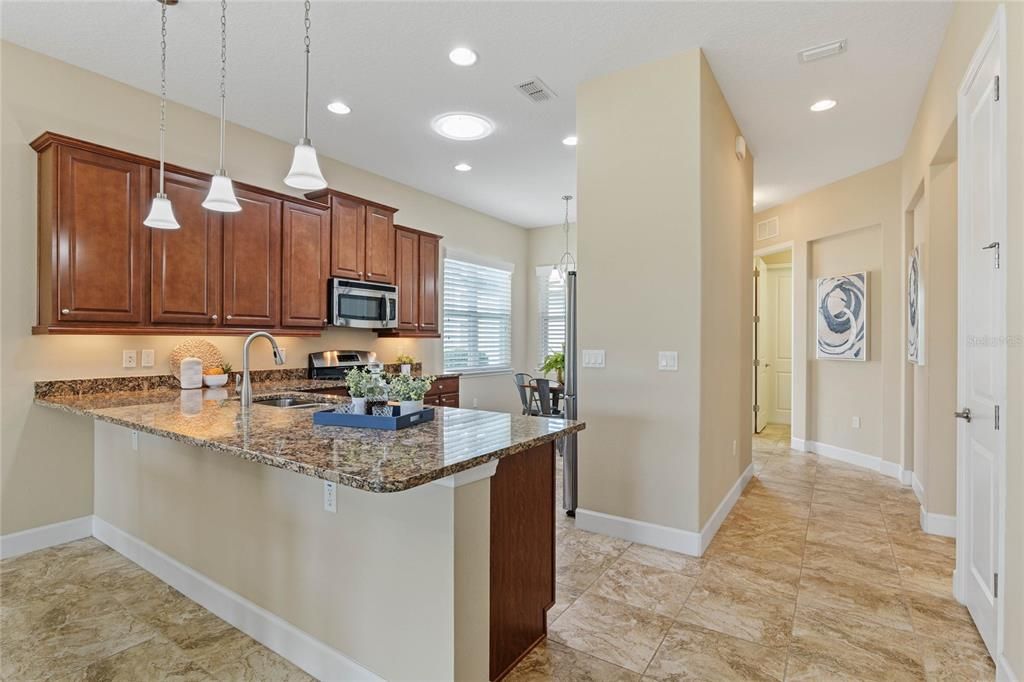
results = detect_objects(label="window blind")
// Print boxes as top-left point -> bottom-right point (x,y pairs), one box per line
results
443,257 -> 513,373
537,267 -> 566,366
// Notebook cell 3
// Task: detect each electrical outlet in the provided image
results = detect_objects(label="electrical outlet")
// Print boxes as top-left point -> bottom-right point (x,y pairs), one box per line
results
122,350 -> 137,369
852,416 -> 861,429
323,481 -> 337,513
131,430 -> 139,451
141,349 -> 155,368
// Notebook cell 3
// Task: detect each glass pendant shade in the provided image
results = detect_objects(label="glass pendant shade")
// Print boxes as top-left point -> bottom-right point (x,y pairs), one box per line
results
144,194 -> 180,229
549,265 -> 563,284
202,174 -> 242,212
284,142 -> 327,190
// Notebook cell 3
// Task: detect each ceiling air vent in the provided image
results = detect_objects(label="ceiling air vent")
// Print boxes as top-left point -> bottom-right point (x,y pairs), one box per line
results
516,77 -> 557,103
756,217 -> 780,241
798,39 -> 847,64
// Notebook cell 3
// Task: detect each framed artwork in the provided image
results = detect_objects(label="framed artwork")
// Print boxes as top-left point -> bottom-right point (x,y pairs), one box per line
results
816,272 -> 867,361
908,246 -> 924,364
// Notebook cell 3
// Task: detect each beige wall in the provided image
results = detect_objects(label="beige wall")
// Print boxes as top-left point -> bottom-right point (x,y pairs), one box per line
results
754,160 -> 902,464
0,42 -> 529,534
577,48 -> 751,536
697,53 -> 754,526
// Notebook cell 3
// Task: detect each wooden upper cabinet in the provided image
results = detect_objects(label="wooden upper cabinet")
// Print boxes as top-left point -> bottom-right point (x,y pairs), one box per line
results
418,233 -> 440,333
222,188 -> 282,328
394,227 -> 419,330
327,194 -> 365,280
364,205 -> 396,284
150,170 -> 222,326
282,201 -> 330,328
55,146 -> 146,323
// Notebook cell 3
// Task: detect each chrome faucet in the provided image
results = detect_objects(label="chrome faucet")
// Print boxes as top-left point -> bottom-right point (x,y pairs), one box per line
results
239,331 -> 284,408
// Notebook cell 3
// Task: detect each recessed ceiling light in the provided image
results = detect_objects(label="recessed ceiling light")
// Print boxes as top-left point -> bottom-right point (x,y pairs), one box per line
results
431,113 -> 494,141
327,101 -> 351,115
448,47 -> 478,66
810,99 -> 837,112
454,162 -> 472,172
562,135 -> 578,146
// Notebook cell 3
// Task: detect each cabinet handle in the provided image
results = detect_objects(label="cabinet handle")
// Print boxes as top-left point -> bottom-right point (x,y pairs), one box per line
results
211,314 -> 218,321
61,308 -> 70,315
226,315 -> 233,320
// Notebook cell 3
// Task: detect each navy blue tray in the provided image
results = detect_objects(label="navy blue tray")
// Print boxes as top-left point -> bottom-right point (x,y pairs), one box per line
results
312,406 -> 435,430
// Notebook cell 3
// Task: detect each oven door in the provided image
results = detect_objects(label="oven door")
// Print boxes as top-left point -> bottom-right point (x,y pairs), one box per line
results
332,282 -> 398,329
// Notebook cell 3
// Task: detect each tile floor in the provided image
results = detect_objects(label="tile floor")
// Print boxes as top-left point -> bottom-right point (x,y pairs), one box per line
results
0,425 -> 996,681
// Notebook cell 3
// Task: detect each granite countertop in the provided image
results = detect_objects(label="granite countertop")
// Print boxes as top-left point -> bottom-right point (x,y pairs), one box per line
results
35,377 -> 583,493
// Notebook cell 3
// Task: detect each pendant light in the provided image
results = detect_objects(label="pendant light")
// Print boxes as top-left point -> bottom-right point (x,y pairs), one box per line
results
143,0 -> 180,229
202,0 -> 242,212
550,195 -> 576,283
284,0 -> 327,190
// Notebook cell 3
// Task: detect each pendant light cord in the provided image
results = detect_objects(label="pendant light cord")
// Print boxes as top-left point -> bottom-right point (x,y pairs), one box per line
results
302,0 -> 311,144
158,0 -> 168,196
559,195 -> 576,274
218,0 -> 227,174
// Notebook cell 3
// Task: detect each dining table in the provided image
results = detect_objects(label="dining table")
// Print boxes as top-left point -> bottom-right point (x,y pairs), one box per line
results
518,379 -> 564,414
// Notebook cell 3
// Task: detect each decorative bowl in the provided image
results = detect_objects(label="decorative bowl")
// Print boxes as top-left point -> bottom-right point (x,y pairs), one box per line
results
203,374 -> 229,388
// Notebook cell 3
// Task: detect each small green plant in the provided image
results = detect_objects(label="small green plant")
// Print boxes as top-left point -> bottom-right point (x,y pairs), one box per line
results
396,353 -> 415,365
540,351 -> 565,384
220,362 -> 233,374
347,368 -> 389,399
387,374 -> 434,401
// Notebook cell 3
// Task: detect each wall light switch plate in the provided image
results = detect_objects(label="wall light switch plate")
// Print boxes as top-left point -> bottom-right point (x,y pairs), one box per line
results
852,416 -> 861,429
658,351 -> 679,371
582,350 -> 606,368
323,481 -> 337,513
122,350 -> 137,369
141,349 -> 155,368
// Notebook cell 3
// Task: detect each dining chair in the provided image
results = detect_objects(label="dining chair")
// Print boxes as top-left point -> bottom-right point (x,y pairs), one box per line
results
513,373 -> 540,415
532,378 -> 563,418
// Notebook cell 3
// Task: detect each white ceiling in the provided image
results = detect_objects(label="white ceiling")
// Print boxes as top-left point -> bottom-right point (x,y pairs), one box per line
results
2,1 -> 951,227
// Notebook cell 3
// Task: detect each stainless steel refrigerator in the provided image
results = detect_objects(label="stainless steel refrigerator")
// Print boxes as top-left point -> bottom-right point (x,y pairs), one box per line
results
562,270 -> 579,516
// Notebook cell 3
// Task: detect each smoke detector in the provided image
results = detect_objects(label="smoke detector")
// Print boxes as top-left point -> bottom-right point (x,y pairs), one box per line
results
798,39 -> 847,64
516,77 -> 557,103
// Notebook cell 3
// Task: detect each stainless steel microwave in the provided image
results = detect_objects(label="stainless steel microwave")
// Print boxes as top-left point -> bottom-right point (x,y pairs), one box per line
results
329,278 -> 398,329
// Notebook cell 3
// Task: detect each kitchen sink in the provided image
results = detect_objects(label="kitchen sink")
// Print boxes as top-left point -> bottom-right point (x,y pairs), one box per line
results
253,397 -> 333,409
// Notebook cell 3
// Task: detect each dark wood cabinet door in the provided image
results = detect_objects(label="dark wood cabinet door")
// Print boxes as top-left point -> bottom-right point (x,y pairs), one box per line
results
222,189 -> 282,327
364,206 -> 395,283
418,234 -> 440,332
282,201 -> 330,328
56,146 -> 145,323
150,171 -> 221,325
394,228 -> 419,330
329,195 -> 365,280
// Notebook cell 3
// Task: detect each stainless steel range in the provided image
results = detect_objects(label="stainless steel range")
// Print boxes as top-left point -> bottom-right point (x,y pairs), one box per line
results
307,350 -> 379,380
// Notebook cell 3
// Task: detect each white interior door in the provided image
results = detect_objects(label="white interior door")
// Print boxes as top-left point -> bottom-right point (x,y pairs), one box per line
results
753,258 -> 769,432
956,10 -> 1005,658
768,266 -> 793,424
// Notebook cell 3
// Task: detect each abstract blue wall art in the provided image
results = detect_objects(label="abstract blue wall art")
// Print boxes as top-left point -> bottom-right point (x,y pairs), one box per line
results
816,272 -> 867,361
907,246 -> 924,365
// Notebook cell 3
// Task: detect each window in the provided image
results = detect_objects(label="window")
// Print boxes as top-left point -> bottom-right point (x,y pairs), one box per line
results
536,266 -> 566,366
443,253 -> 513,374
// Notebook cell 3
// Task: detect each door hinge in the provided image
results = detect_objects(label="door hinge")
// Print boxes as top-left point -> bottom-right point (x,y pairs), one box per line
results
753,404 -> 760,414
994,572 -> 999,598
994,75 -> 1000,102
995,405 -> 1000,430
753,358 -> 760,368
752,269 -> 761,278
753,314 -> 761,323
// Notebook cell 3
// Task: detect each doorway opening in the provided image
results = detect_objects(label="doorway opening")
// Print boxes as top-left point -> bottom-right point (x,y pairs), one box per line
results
752,246 -> 794,435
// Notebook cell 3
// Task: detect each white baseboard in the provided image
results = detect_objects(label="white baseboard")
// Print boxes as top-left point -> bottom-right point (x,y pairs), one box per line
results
997,654 -> 1020,682
912,473 -> 925,504
0,515 -> 93,560
92,517 -> 381,682
918,505 -> 957,538
790,436 -> 806,451
797,439 -> 912,486
576,464 -> 753,558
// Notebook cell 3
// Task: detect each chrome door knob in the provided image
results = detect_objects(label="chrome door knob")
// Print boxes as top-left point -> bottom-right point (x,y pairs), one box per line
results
954,408 -> 972,423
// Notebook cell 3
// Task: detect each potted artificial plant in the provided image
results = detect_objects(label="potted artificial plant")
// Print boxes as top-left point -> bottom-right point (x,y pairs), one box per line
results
345,368 -> 375,415
540,351 -> 565,385
396,353 -> 415,376
388,374 -> 434,415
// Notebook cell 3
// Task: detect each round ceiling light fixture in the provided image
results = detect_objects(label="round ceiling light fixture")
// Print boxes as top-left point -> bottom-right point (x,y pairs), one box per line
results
562,135 -> 578,146
327,100 -> 351,115
810,99 -> 837,112
454,162 -> 472,172
448,47 -> 478,66
431,113 -> 494,141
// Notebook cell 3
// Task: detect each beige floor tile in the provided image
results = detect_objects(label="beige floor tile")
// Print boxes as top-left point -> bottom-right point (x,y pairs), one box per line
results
620,544 -> 703,576
786,605 -> 925,681
797,568 -> 914,631
194,632 -> 315,681
698,553 -> 801,602
549,582 -> 584,624
548,593 -> 673,674
903,589 -> 987,647
505,640 -> 640,681
801,540 -> 901,589
918,634 -> 995,681
704,522 -> 805,568
676,579 -> 796,648
584,557 -> 696,617
63,635 -> 213,681
644,623 -> 787,681
804,518 -> 893,560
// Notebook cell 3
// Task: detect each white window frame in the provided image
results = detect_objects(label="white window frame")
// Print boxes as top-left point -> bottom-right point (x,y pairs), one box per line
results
443,249 -> 514,375
536,265 -> 567,368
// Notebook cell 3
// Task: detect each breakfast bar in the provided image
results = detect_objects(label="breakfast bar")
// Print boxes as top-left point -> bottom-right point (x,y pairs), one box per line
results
36,377 -> 584,681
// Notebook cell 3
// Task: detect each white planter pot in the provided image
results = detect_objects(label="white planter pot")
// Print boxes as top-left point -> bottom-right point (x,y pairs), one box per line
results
400,364 -> 412,376
350,397 -> 367,415
399,399 -> 423,416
